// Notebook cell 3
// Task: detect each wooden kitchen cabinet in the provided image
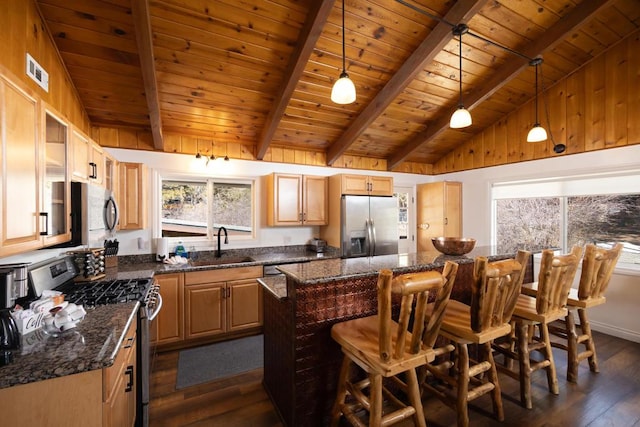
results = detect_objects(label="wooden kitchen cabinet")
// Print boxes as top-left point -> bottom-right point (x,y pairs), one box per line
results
339,174 -> 394,196
0,74 -> 74,256
416,181 -> 462,252
184,266 -> 263,340
71,129 -> 104,184
118,162 -> 147,230
103,317 -> 137,427
264,173 -> 328,226
152,273 -> 184,346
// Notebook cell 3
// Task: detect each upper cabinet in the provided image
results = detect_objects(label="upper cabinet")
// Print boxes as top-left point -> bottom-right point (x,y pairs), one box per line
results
42,108 -> 71,247
338,174 -> 394,196
71,129 -> 105,185
118,162 -> 147,230
416,181 -> 462,252
264,173 -> 328,226
0,76 -> 71,256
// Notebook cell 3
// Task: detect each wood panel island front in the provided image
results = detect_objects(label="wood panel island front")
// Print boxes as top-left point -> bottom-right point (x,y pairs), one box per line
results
260,247 -> 536,427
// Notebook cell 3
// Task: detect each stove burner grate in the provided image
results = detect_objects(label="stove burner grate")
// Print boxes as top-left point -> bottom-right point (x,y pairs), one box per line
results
59,278 -> 153,307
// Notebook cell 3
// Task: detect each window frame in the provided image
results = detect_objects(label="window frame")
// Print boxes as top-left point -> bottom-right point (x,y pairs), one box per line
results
156,170 -> 258,248
491,170 -> 640,272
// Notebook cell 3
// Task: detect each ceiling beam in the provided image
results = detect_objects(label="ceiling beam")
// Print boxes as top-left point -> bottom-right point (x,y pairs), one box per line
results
387,0 -> 617,170
132,0 -> 164,150
325,0 -> 489,165
256,0 -> 336,160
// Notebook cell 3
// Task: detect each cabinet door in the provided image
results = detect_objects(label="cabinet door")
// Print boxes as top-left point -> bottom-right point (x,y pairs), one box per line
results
0,77 -> 42,256
103,339 -> 137,427
153,273 -> 184,345
340,174 -> 370,195
42,108 -> 71,246
71,129 -> 91,181
185,282 -> 226,338
228,278 -> 263,331
90,143 -> 105,185
119,162 -> 147,230
416,182 -> 462,252
302,175 -> 328,225
268,173 -> 302,225
369,176 -> 394,196
444,181 -> 462,238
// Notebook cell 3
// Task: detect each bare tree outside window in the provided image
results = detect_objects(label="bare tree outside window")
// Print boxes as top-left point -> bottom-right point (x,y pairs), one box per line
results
496,198 -> 561,252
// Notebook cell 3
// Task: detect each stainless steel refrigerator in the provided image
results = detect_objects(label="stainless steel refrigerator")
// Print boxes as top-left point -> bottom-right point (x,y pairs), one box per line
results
341,195 -> 398,257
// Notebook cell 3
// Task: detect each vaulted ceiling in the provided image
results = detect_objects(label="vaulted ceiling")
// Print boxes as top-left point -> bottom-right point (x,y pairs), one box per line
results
36,0 -> 640,169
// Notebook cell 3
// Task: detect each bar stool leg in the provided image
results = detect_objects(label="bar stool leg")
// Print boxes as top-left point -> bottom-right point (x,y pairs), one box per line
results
331,355 -> 351,427
565,312 -> 579,383
483,341 -> 504,421
369,374 -> 383,427
406,368 -> 427,427
540,323 -> 559,395
456,343 -> 470,427
578,308 -> 599,373
515,321 -> 533,409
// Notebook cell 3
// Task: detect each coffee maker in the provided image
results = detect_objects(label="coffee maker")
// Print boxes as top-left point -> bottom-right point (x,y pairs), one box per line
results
0,264 -> 29,309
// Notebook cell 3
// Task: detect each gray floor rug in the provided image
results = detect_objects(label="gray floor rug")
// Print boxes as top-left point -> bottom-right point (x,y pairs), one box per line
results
176,334 -> 263,389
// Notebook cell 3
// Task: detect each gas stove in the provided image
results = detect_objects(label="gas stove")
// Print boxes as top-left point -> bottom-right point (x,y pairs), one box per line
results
56,277 -> 154,307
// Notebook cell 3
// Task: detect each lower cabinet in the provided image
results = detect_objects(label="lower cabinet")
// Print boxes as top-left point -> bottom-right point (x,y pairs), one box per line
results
0,318 -> 137,427
152,273 -> 184,346
103,318 -> 137,427
185,266 -> 263,340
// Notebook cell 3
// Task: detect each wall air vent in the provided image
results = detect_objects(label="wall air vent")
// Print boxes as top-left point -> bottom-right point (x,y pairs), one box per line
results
26,53 -> 49,92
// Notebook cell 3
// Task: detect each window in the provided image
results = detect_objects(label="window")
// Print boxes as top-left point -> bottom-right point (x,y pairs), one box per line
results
161,177 -> 254,240
493,172 -> 640,267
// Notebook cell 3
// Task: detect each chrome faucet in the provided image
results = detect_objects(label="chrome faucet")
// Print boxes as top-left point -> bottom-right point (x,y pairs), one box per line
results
216,226 -> 228,257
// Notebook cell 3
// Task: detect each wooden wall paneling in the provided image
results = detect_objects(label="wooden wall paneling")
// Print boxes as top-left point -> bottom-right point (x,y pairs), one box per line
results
163,133 -> 181,153
540,79 -> 566,159
482,123 -> 496,167
565,69 -> 586,154
604,40 -> 628,147
180,135 -> 198,155
520,104 -> 536,161
584,55 -> 606,151
629,33 -> 640,144
506,112 -> 521,164
493,118 -> 508,166
119,129 -> 142,150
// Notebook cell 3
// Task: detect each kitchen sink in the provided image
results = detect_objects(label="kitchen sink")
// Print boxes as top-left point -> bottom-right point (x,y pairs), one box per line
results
189,256 -> 255,267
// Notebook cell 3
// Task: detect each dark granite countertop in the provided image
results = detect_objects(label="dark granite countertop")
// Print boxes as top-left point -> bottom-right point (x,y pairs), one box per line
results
0,302 -> 138,390
276,245 -> 541,286
115,245 -> 340,275
257,276 -> 287,299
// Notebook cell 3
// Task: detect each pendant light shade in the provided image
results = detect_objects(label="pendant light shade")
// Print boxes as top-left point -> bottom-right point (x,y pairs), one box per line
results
527,58 -> 547,142
331,72 -> 356,104
331,0 -> 355,105
450,106 -> 472,128
450,24 -> 471,129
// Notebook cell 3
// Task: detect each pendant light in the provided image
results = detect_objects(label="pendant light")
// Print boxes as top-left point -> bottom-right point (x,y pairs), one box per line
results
331,0 -> 356,104
450,24 -> 472,129
527,58 -> 548,142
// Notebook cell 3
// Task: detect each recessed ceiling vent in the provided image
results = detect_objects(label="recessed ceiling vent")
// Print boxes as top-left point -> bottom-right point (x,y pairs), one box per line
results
26,53 -> 49,92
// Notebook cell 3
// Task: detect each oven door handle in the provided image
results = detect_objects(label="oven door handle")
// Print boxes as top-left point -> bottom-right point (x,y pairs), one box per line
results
148,293 -> 163,322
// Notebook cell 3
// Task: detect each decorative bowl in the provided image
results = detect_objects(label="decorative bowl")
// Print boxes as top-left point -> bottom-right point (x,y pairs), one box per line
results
431,237 -> 476,256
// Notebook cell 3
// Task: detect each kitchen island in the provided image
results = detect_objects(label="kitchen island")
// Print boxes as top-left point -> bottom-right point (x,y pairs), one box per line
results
261,246 -> 536,427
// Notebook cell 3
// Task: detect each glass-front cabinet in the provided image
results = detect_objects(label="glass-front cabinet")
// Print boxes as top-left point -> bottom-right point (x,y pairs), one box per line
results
42,109 -> 70,245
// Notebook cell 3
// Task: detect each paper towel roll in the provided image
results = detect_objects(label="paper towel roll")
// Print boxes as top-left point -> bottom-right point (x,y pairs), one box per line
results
156,237 -> 169,261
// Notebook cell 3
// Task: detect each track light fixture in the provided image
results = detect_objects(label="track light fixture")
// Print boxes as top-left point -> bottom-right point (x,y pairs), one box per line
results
331,0 -> 356,104
449,24 -> 472,129
527,58 -> 547,143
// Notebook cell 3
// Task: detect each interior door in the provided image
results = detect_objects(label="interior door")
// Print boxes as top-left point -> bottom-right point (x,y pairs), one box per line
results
394,186 -> 414,254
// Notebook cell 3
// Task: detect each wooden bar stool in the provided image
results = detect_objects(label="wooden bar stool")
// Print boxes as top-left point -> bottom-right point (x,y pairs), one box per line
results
330,262 -> 459,427
421,251 -> 529,427
523,243 -> 623,382
493,246 -> 582,409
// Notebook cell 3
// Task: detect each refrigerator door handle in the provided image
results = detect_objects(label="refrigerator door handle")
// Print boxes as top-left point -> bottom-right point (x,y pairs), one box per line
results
369,218 -> 377,256
365,219 -> 372,256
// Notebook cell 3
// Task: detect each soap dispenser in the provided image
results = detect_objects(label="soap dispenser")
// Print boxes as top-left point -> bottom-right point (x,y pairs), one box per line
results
175,241 -> 187,257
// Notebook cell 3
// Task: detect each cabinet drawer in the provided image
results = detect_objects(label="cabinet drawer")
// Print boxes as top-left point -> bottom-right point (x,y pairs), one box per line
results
103,317 -> 137,402
185,266 -> 262,285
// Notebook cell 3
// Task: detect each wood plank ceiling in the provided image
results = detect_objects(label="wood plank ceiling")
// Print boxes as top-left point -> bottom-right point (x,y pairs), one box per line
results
36,0 -> 640,170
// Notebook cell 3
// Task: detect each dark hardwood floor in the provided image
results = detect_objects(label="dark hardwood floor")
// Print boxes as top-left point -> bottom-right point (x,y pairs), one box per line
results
149,330 -> 640,426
